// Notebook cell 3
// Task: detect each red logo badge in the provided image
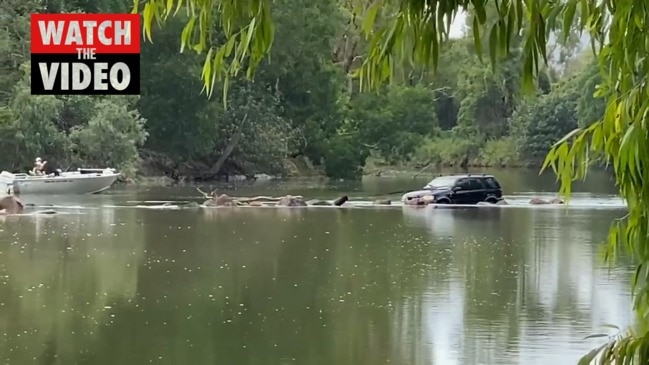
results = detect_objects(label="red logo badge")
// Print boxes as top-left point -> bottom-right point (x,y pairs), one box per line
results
30,13 -> 140,95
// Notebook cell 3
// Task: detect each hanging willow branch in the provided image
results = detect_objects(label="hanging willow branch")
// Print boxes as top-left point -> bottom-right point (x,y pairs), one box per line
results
132,0 -> 275,108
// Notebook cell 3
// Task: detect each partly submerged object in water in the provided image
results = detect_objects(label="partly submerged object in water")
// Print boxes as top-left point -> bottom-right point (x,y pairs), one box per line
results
195,187 -> 350,207
401,190 -> 437,205
529,197 -> 564,205
0,195 -> 24,214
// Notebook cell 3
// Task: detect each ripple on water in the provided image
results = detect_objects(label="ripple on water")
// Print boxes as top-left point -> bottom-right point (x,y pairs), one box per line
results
21,192 -> 627,211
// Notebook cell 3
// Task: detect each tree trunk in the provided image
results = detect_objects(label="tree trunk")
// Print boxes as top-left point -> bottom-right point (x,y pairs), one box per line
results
206,113 -> 248,176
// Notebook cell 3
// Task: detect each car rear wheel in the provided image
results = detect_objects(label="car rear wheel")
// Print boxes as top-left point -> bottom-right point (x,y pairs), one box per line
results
485,196 -> 498,204
435,198 -> 451,204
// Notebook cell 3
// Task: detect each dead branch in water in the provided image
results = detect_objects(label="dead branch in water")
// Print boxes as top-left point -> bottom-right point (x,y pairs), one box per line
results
412,161 -> 433,178
195,186 -> 213,199
194,186 -> 304,203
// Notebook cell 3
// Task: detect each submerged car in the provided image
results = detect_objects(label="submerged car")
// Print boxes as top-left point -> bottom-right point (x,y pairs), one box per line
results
401,174 -> 504,205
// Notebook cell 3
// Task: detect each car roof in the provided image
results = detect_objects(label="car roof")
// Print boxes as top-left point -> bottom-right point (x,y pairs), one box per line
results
434,174 -> 496,179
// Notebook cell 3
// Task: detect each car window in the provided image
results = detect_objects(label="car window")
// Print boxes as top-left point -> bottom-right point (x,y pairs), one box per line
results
482,177 -> 500,189
455,179 -> 472,190
466,178 -> 485,190
425,176 -> 458,189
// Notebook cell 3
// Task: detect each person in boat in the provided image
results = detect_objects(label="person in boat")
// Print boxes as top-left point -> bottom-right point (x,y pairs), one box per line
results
31,157 -> 46,175
31,157 -> 61,176
42,159 -> 61,176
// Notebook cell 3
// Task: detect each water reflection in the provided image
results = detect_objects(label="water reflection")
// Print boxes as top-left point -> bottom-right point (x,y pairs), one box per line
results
402,206 -> 504,237
400,206 -> 633,365
0,200 -> 635,365
0,208 -> 145,364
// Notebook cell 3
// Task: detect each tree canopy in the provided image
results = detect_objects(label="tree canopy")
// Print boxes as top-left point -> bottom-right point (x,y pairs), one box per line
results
132,0 -> 649,362
2,0 -> 599,182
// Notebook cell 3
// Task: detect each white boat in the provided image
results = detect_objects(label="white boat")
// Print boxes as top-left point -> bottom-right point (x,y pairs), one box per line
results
0,168 -> 120,195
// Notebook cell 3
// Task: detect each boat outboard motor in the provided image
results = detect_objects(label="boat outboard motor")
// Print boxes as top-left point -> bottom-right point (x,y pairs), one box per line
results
0,171 -> 14,195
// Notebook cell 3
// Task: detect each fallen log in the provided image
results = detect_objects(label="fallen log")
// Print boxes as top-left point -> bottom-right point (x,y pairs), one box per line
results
237,195 -> 304,203
195,187 -> 344,207
195,187 -> 303,203
333,195 -> 348,206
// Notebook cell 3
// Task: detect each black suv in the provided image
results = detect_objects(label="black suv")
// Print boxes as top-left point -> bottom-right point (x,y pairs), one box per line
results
418,174 -> 503,204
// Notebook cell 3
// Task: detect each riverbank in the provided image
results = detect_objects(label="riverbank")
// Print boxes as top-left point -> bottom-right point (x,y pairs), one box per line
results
125,152 -> 614,187
130,154 -> 548,186
361,159 -> 543,178
124,164 -> 548,188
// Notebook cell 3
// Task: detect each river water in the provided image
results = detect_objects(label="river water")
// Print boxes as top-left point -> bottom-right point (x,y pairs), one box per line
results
0,169 -> 634,364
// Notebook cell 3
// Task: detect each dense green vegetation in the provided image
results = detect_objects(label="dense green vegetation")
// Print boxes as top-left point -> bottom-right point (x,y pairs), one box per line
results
0,0 -> 603,181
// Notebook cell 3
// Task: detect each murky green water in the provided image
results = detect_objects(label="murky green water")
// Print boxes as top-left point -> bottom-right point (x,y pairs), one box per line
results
0,169 -> 634,364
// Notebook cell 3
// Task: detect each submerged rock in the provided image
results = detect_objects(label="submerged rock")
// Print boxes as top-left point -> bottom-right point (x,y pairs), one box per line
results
32,209 -> 57,215
204,194 -> 237,206
373,199 -> 392,205
477,199 -> 508,206
404,195 -> 434,206
183,202 -> 201,209
277,195 -> 307,207
307,199 -> 331,206
529,197 -> 564,205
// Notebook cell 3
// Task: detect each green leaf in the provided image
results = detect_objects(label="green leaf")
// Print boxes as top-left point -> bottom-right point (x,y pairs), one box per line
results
584,333 -> 610,340
363,3 -> 379,36
240,17 -> 257,62
552,127 -> 583,148
180,16 -> 196,53
515,0 -> 523,31
600,324 -> 621,330
633,262 -> 643,290
488,22 -> 498,71
174,0 -> 183,16
200,47 -> 214,91
142,2 -> 154,42
475,3 -> 486,24
473,16 -> 483,61
224,36 -> 236,57
578,344 -> 606,365
563,1 -> 577,43
165,0 -> 174,18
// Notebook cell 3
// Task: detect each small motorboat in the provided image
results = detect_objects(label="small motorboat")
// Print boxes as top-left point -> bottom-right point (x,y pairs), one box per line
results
0,168 -> 120,195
